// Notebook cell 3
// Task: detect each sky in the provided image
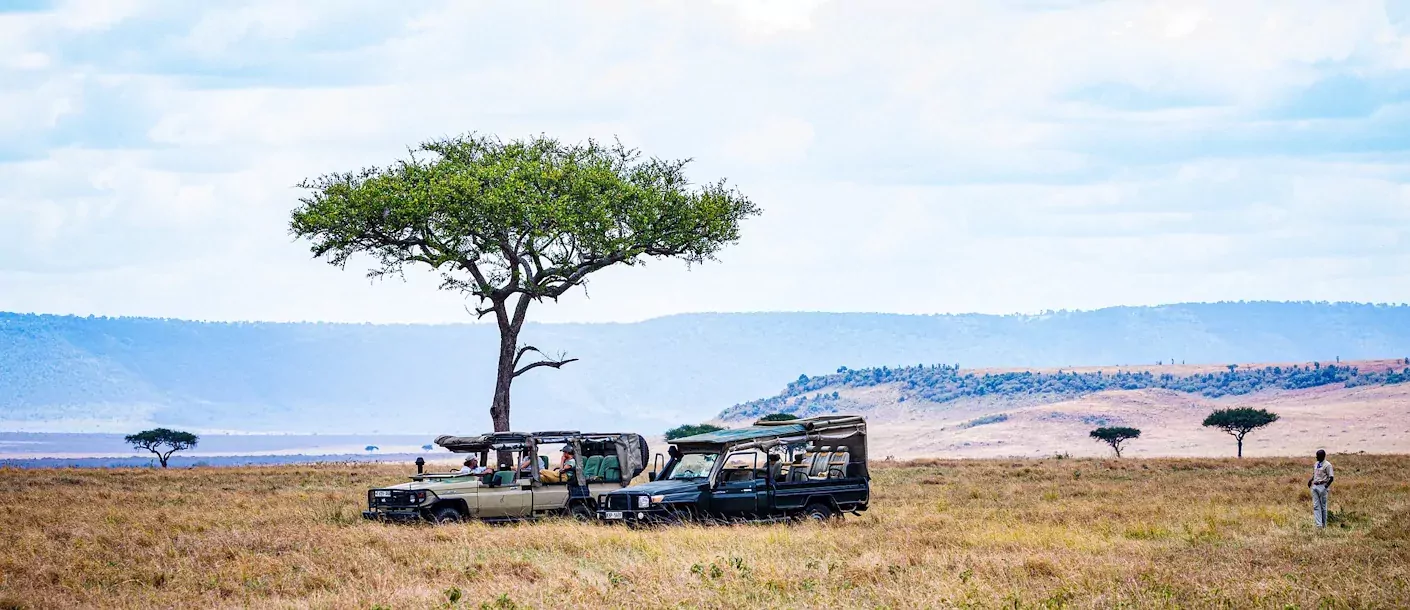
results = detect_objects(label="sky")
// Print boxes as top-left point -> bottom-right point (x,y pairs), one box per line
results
2,0 -> 1409,324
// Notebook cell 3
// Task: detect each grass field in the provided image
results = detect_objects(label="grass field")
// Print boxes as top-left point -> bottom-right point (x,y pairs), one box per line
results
2,456 -> 1407,609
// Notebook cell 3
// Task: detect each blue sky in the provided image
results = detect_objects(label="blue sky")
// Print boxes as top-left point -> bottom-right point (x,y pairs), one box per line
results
1,0 -> 1408,323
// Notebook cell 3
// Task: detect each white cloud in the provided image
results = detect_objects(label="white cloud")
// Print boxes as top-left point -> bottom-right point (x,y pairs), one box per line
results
1,0 -> 1409,323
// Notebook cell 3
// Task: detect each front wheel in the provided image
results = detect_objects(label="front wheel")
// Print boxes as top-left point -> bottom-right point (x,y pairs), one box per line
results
429,505 -> 465,524
568,503 -> 595,522
801,502 -> 835,522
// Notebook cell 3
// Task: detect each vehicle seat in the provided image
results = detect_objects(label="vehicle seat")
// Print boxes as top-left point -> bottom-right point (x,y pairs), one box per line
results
788,453 -> 813,482
828,451 -> 850,479
723,468 -> 754,483
493,471 -> 515,486
808,450 -> 833,479
600,455 -> 621,482
582,455 -> 604,481
539,455 -> 549,470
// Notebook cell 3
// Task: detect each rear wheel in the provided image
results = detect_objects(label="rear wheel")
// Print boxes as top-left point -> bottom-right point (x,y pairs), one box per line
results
568,502 -> 595,522
429,505 -> 465,524
801,502 -> 835,522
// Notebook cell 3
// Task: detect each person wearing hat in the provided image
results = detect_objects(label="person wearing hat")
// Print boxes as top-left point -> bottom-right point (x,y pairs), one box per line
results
457,457 -> 490,476
540,446 -> 577,484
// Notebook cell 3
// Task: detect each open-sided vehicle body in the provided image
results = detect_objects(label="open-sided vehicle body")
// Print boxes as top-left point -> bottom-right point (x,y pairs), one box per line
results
363,431 -> 648,523
597,415 -> 869,523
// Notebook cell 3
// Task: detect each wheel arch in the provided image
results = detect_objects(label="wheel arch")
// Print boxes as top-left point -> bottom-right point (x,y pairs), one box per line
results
427,497 -> 471,518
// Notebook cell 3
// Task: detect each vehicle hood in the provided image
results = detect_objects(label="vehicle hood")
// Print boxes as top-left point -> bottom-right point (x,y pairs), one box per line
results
607,478 -> 703,499
377,477 -> 470,491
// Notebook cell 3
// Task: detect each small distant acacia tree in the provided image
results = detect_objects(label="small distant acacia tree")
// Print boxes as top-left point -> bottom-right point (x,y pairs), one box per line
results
124,428 -> 198,468
759,413 -> 799,422
291,134 -> 758,433
1202,408 -> 1279,457
1089,426 -> 1141,458
365,445 -> 380,453
665,423 -> 724,440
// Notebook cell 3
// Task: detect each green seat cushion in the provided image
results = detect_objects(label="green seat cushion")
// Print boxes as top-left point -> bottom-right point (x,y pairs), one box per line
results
539,455 -> 549,469
600,455 -> 621,482
493,471 -> 515,486
582,455 -> 604,480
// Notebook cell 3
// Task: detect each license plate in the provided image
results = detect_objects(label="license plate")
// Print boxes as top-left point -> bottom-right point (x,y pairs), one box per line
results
604,511 -> 623,520
373,490 -> 391,497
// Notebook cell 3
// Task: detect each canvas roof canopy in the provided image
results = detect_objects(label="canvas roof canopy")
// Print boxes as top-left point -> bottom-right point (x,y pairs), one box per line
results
670,415 -> 869,477
432,431 -> 650,486
435,432 -> 552,453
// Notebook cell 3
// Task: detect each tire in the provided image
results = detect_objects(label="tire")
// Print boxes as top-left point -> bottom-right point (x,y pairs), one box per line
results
429,505 -> 465,524
801,502 -> 835,522
568,502 -> 595,522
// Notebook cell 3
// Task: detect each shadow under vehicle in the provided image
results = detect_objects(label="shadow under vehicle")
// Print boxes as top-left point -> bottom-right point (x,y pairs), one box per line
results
597,415 -> 869,524
363,431 -> 648,523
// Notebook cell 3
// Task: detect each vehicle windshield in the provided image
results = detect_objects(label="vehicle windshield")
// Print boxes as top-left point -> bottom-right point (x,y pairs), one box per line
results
666,452 -> 717,480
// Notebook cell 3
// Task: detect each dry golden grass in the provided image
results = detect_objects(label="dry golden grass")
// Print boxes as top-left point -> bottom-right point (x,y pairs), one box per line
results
2,456 -> 1407,609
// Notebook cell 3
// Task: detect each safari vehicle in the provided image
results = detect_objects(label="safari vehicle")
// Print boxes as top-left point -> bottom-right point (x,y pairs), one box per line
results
597,415 -> 869,524
363,431 -> 648,523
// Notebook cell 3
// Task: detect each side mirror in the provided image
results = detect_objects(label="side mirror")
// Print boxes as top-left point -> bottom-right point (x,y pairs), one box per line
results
648,471 -> 658,482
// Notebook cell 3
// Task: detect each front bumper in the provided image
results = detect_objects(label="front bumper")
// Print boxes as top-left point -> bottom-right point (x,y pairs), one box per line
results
363,509 -> 423,522
597,505 -> 674,524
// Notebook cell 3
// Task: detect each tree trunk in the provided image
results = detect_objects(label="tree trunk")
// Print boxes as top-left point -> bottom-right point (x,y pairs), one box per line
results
158,454 -> 168,468
1236,434 -> 1244,458
490,311 -> 522,468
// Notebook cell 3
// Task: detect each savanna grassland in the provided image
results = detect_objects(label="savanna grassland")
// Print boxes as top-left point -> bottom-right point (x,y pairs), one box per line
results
2,456 -> 1407,609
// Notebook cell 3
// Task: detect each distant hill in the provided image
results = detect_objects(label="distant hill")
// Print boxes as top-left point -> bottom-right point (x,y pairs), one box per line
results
717,359 -> 1410,458
719,359 -> 1410,421
2,302 -> 1409,434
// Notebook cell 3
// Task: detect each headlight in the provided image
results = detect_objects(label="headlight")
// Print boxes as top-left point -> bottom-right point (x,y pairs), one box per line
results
650,495 -> 665,505
637,495 -> 651,508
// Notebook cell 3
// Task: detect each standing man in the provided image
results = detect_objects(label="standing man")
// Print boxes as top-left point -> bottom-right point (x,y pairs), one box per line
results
1307,449 -> 1335,528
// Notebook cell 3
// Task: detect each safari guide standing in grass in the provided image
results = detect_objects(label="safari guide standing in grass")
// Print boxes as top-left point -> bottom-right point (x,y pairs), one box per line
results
1308,449 -> 1335,528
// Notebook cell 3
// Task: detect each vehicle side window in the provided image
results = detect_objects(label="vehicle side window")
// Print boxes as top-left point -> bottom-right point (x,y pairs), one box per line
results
717,451 -> 761,487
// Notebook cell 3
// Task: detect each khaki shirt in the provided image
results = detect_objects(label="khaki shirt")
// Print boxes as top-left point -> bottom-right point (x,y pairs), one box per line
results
1312,460 -> 1334,486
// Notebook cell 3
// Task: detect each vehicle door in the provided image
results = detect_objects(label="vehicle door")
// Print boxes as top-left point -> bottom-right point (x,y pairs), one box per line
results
711,451 -> 763,517
477,474 -> 533,518
531,445 -> 569,513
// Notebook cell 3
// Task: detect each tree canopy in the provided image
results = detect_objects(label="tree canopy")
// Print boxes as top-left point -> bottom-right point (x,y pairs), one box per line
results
124,428 -> 198,468
1089,426 -> 1141,458
665,423 -> 725,440
758,413 -> 799,422
1202,408 -> 1279,457
291,133 -> 759,432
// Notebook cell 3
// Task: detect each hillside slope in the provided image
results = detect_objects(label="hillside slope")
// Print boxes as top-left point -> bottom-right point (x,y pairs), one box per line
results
3,302 -> 1410,434
719,359 -> 1410,458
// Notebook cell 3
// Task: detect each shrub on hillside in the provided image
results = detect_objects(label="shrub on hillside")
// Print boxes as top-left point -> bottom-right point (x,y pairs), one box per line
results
665,424 -> 724,440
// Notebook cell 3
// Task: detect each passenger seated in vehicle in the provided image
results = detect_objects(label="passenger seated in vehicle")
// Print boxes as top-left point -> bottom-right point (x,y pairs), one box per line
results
457,457 -> 491,476
517,454 -> 537,476
767,454 -> 783,483
539,446 -> 577,484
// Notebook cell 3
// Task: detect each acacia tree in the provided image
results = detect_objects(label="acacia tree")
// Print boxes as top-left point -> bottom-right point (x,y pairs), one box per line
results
124,428 -> 199,468
1089,426 -> 1141,458
1202,408 -> 1279,457
665,423 -> 724,440
291,134 -> 758,432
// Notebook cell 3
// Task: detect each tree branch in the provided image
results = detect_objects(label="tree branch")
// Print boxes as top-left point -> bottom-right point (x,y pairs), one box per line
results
513,345 -> 543,368
513,355 -> 580,378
